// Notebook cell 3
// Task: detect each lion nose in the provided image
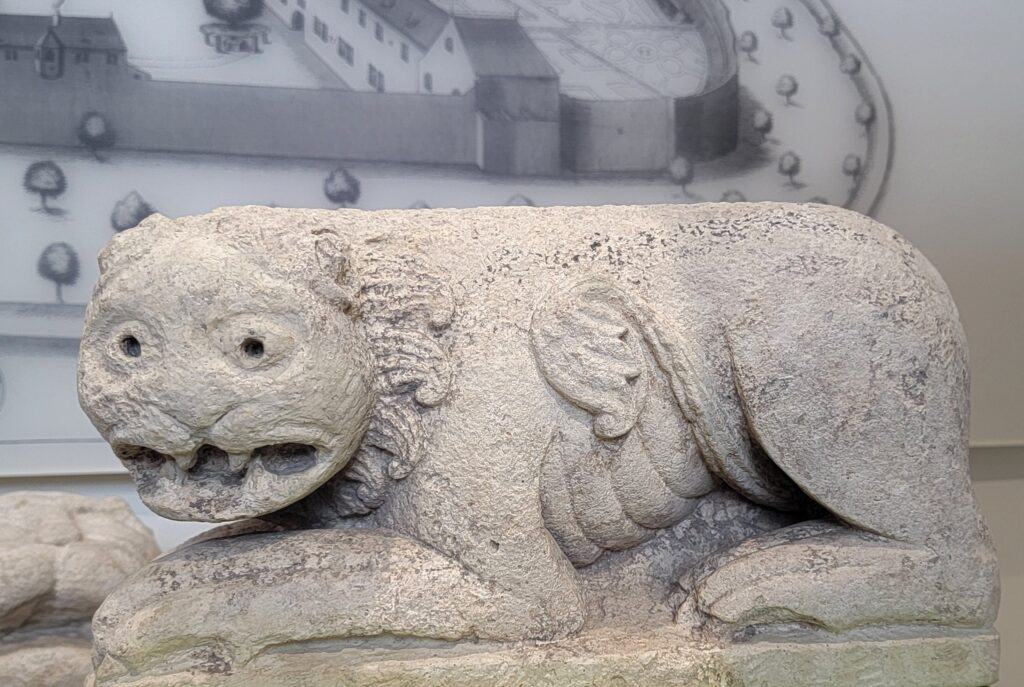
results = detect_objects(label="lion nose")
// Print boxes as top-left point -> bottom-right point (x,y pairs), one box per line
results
161,405 -> 227,432
146,383 -> 235,434
108,407 -> 198,458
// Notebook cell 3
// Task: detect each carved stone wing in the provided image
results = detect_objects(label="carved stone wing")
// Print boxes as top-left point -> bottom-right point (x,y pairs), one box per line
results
529,279 -> 802,567
529,280 -> 651,440
529,280 -> 711,566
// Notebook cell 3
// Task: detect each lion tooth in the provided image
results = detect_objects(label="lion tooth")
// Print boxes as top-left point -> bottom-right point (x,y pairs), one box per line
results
160,460 -> 176,481
160,459 -> 188,484
228,453 -> 250,474
174,454 -> 197,471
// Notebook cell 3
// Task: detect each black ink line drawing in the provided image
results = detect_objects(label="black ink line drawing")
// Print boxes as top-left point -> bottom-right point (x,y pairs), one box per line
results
22,160 -> 67,215
0,0 -> 892,194
0,0 -> 893,465
36,242 -> 80,304
110,191 -> 157,233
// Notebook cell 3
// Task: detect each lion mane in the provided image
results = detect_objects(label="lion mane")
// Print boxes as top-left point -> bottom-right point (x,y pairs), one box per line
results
285,227 -> 456,524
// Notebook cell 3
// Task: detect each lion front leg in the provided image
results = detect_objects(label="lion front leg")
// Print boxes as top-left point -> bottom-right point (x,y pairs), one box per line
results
89,528 -> 519,684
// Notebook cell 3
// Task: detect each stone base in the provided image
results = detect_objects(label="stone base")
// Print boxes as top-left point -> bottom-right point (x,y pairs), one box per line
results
88,627 -> 998,687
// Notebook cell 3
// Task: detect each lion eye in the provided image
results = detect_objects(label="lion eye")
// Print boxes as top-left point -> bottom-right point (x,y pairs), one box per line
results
241,337 -> 264,358
120,335 -> 142,358
104,321 -> 156,367
208,314 -> 302,371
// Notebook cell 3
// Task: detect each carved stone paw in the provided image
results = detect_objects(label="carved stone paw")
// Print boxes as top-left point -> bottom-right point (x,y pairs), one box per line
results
90,528 -> 504,684
674,521 -> 967,639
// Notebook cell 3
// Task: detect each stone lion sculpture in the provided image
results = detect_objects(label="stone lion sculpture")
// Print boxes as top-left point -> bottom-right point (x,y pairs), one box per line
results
77,204 -> 998,683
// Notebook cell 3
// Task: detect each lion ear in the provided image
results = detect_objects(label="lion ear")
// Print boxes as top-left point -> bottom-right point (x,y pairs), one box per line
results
98,213 -> 172,276
530,280 -> 651,439
314,235 -> 348,280
312,235 -> 355,310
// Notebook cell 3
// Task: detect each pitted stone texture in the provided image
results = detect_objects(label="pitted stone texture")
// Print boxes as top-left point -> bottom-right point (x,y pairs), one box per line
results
84,628 -> 998,687
77,203 -> 998,685
90,528 -> 504,681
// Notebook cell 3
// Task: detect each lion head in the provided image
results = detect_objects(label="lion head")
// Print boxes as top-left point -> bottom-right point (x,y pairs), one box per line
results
77,207 -> 453,522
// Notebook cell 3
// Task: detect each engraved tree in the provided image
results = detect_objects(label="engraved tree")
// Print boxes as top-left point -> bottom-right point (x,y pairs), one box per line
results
751,107 -> 773,145
204,0 -> 264,25
778,151 -> 801,187
842,154 -> 863,183
840,54 -> 862,75
843,154 -> 864,206
819,12 -> 840,37
201,0 -> 268,54
855,100 -> 876,132
506,193 -> 536,206
720,190 -> 747,202
771,7 -> 793,40
77,112 -> 115,162
668,155 -> 695,197
324,167 -> 361,208
111,191 -> 156,232
23,161 -> 67,214
37,242 -> 80,304
775,74 -> 798,106
738,31 -> 759,63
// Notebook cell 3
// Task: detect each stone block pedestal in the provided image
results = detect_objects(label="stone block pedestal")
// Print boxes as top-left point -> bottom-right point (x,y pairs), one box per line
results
85,627 -> 998,687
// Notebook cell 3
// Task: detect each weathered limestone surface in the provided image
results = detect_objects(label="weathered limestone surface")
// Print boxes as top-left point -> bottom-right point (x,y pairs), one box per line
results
0,491 -> 159,686
77,204 -> 1000,685
0,635 -> 93,687
84,628 -> 1000,687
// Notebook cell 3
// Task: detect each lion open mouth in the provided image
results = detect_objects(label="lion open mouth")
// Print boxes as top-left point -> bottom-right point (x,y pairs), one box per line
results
108,438 -> 343,521
114,443 -> 319,485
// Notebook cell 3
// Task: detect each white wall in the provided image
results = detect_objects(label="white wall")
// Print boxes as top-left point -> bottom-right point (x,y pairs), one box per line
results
0,342 -> 93,443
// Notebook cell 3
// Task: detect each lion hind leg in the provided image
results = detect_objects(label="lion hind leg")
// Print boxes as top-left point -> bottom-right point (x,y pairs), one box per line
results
676,522 -> 996,637
719,279 -> 1002,614
721,317 -> 998,629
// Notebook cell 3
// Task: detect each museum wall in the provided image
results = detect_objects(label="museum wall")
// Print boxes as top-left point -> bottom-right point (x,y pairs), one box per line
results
972,449 -> 1024,686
